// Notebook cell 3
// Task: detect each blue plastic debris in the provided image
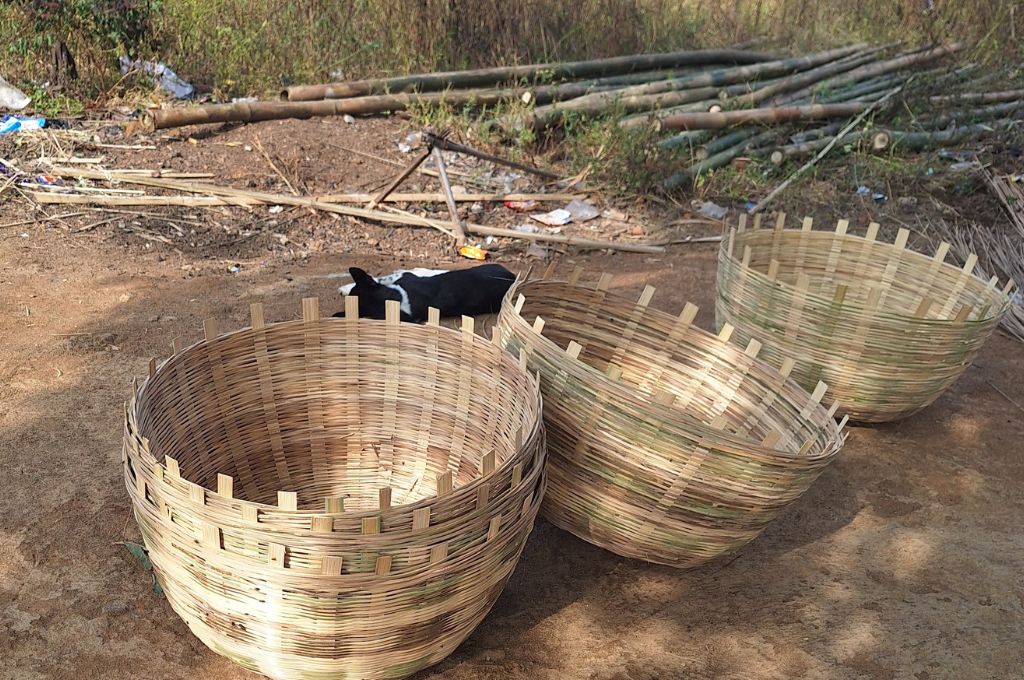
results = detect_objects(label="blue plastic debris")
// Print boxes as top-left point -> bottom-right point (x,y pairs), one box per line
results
0,115 -> 45,135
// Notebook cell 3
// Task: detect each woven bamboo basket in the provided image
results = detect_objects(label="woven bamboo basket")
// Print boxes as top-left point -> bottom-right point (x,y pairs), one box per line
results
493,268 -> 846,568
122,297 -> 545,680
716,214 -> 1014,423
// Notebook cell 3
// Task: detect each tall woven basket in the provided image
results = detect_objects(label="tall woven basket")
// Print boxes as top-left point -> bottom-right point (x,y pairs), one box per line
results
716,214 -> 1013,423
122,298 -> 545,680
494,269 -> 846,568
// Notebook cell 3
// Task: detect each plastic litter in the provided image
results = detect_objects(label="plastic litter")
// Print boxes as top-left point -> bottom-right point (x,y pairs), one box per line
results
692,200 -> 728,220
0,75 -> 30,110
530,208 -> 572,227
342,114 -> 355,124
0,115 -> 45,135
228,264 -> 242,274
564,198 -> 600,222
948,161 -> 981,173
512,223 -> 541,234
458,245 -> 489,260
268,205 -> 284,214
504,200 -> 539,212
119,56 -> 194,99
855,186 -> 885,201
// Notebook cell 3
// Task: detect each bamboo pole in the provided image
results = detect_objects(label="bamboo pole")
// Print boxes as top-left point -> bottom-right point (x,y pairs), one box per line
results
778,43 -> 962,104
768,129 -> 879,164
31,190 -> 584,206
42,168 -> 664,253
281,49 -> 774,101
663,128 -> 783,188
731,46 -> 886,107
504,44 -> 866,132
912,100 -> 1023,129
659,103 -> 867,131
883,119 -> 1020,151
748,86 -> 903,214
929,89 -> 1024,104
144,81 -> 608,131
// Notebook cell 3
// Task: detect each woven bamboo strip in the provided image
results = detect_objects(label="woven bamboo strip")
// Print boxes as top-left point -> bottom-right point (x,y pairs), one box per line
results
494,276 -> 845,568
123,304 -> 545,679
716,216 -> 1011,422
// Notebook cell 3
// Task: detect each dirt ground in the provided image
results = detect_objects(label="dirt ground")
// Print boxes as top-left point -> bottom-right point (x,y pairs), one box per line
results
2,117 -> 1023,680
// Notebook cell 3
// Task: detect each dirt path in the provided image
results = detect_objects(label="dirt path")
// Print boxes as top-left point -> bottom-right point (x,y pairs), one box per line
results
2,223 -> 1022,680
2,115 -> 1024,680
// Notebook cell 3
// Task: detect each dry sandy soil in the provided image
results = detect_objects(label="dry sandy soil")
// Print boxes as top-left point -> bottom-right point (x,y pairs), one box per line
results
1,117 -> 1023,680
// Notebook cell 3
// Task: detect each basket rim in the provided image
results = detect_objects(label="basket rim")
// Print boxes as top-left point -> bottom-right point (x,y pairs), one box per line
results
126,301 -> 544,519
722,217 -> 1013,325
501,273 -> 846,463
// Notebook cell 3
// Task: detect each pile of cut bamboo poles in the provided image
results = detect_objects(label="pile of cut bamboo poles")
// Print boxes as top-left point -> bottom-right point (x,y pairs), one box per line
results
140,41 -> 1021,197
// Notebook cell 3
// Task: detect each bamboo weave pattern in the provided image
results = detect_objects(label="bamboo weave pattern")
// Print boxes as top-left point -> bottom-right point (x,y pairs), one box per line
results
495,270 -> 845,568
122,298 -> 545,680
716,214 -> 1012,422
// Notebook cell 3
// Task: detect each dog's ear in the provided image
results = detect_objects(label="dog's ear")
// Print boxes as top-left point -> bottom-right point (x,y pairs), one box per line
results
349,267 -> 378,288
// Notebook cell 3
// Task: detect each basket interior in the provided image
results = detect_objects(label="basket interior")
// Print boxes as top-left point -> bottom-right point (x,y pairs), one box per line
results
134,318 -> 537,510
731,227 -> 1006,321
514,282 -> 834,457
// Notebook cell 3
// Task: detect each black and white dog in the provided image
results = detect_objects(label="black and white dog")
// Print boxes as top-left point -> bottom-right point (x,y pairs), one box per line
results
334,264 -> 516,322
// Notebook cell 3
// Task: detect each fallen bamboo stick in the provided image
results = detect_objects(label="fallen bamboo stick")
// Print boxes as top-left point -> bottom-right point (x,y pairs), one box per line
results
42,168 -> 663,252
367,149 -> 429,209
929,89 -> 1024,104
660,103 -> 867,131
31,191 -> 584,207
281,49 -> 774,101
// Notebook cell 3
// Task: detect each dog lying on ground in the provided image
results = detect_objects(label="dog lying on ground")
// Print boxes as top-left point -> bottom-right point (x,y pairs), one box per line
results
334,264 -> 516,323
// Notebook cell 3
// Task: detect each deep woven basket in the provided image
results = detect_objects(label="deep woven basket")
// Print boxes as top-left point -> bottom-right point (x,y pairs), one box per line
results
716,214 -> 1013,422
122,298 -> 545,680
494,270 -> 845,568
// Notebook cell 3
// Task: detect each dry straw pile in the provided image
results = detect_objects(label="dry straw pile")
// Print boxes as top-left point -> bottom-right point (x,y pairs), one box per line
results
122,298 -> 545,680
716,214 -> 1013,423
495,270 -> 845,568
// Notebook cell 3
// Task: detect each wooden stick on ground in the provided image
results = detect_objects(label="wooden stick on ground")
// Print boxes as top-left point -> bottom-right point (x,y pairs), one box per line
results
432,146 -> 468,246
367,149 -> 430,209
425,132 -> 560,180
41,167 -> 664,253
748,85 -> 903,214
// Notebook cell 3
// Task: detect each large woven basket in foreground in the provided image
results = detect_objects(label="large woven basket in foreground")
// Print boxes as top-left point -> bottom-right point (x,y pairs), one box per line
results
494,271 -> 845,568
716,215 -> 1013,423
122,298 -> 545,680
